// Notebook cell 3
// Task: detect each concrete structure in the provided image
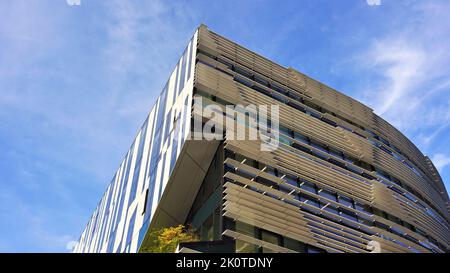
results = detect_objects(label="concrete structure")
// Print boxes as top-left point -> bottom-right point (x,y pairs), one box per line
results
74,25 -> 450,253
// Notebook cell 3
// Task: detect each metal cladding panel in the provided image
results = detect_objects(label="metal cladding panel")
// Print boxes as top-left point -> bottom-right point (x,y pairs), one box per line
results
76,24 -> 450,253
73,30 -> 198,253
195,25 -> 450,253
197,25 -> 444,194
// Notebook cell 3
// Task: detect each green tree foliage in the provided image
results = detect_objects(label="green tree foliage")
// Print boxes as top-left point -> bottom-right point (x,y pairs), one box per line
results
140,224 -> 198,253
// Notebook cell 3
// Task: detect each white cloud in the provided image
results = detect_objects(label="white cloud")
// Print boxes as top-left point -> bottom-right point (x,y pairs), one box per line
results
432,154 -> 450,172
65,240 -> 78,251
357,1 -> 450,139
66,0 -> 80,6
367,0 -> 381,6
365,40 -> 426,116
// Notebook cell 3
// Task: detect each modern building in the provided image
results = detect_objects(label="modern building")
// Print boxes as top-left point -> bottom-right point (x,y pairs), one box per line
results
73,25 -> 450,253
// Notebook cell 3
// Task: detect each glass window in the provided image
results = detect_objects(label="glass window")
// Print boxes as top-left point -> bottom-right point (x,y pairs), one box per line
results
307,110 -> 321,119
294,132 -> 309,145
284,174 -> 299,188
307,245 -> 326,253
403,221 -> 414,231
163,111 -> 172,143
337,195 -> 354,208
310,140 -> 328,153
128,163 -> 141,205
300,181 -> 316,194
311,149 -> 328,161
270,82 -> 287,94
235,168 -> 255,180
178,47 -> 188,95
387,213 -> 403,225
279,135 -> 293,146
292,142 -> 311,154
358,216 -> 374,226
318,188 -> 337,202
279,183 -> 292,195
329,158 -> 346,169
283,237 -> 306,253
373,207 -> 387,218
143,170 -> 158,223
180,96 -> 190,147
301,194 -> 320,208
329,147 -> 343,159
391,177 -> 403,187
254,74 -> 268,86
339,208 -> 358,222
287,92 -> 301,101
354,202 -> 372,214
264,166 -> 276,177
288,101 -> 306,112
346,164 -> 362,175
390,226 -> 405,237
169,139 -> 178,174
376,169 -> 391,181
125,210 -> 137,245
147,129 -> 162,176
253,84 -> 271,96
155,83 -> 168,129
235,66 -> 253,78
256,176 -> 278,188
374,221 -> 390,231
172,63 -> 180,104
186,38 -> 194,81
114,148 -> 134,229
343,154 -> 357,164
235,221 -> 255,237
157,153 -> 168,200
260,230 -> 281,253
279,125 -> 292,137
235,76 -> 253,88
321,117 -> 337,127
195,89 -> 213,100
272,92 -> 288,103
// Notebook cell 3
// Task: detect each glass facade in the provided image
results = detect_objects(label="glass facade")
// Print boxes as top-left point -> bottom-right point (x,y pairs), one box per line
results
73,31 -> 197,253
74,25 -> 449,254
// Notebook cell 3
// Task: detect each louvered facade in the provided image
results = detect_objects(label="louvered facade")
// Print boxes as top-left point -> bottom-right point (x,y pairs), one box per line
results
74,25 -> 450,253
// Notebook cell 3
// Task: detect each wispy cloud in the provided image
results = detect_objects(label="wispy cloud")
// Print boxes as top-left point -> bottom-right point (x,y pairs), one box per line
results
1,0 -> 449,253
432,154 -> 450,172
98,0 -> 198,118
355,1 -> 450,143
0,0 -> 196,252
364,39 -> 426,116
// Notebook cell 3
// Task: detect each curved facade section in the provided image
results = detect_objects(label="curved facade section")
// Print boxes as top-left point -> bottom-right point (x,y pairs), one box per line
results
74,25 -> 449,253
190,25 -> 450,253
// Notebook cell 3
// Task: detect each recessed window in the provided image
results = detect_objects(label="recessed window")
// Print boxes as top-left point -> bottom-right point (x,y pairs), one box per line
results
300,181 -> 316,194
235,66 -> 253,78
254,74 -> 268,86
318,188 -> 337,202
354,202 -> 372,214
260,230 -> 281,253
339,208 -> 358,222
294,132 -> 309,144
307,245 -> 326,253
284,174 -> 299,188
337,195 -> 354,208
284,237 -> 306,253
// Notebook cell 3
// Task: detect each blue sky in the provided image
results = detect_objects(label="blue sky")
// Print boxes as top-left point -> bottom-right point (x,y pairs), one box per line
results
1,0 -> 449,252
